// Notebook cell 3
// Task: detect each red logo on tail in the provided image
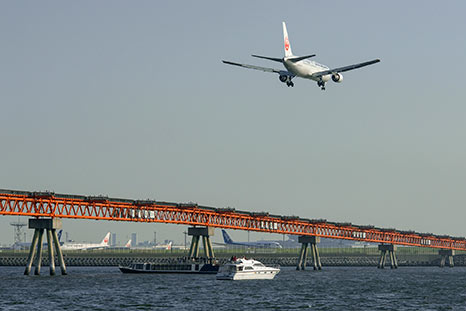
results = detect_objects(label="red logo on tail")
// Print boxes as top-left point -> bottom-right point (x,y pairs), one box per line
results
285,37 -> 290,51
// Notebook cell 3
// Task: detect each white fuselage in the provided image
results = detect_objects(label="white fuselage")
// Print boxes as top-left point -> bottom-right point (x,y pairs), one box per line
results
61,232 -> 110,251
61,242 -> 108,251
225,240 -> 282,248
284,58 -> 331,82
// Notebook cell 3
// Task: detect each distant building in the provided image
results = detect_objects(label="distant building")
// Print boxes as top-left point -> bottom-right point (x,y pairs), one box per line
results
131,233 -> 137,248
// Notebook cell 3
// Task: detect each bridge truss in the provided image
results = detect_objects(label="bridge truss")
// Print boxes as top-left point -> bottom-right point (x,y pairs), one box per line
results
1,189 -> 465,251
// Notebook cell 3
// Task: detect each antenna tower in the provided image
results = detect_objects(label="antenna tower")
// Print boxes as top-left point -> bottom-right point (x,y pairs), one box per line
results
10,219 -> 27,244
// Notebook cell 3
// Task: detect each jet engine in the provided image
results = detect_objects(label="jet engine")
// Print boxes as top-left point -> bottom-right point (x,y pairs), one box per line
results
279,74 -> 294,87
279,74 -> 290,83
331,73 -> 343,83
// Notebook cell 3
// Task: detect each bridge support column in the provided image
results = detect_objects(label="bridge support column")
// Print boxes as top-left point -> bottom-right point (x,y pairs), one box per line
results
187,227 -> 215,260
52,228 -> 67,275
439,249 -> 455,268
33,228 -> 45,275
24,218 -> 67,276
377,244 -> 397,269
46,229 -> 55,275
296,236 -> 321,271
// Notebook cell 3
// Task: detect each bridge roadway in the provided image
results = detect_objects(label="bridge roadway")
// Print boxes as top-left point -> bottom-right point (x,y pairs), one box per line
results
1,189 -> 465,251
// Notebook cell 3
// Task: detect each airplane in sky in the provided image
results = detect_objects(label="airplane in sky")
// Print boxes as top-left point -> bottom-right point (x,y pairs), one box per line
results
223,22 -> 380,90
221,230 -> 282,248
61,232 -> 111,251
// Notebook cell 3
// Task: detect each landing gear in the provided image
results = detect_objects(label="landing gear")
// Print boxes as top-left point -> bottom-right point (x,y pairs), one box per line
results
279,75 -> 294,87
317,81 -> 326,90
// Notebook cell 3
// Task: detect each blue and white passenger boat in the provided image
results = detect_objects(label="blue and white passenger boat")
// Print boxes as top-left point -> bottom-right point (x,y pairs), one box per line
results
119,260 -> 219,274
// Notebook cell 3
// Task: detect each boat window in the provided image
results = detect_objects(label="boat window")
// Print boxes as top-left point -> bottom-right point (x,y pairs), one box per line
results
253,263 -> 265,267
237,266 -> 243,271
136,264 -> 144,270
244,266 -> 253,270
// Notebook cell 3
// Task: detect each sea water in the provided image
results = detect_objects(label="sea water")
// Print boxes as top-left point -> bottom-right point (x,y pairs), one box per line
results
1,266 -> 466,310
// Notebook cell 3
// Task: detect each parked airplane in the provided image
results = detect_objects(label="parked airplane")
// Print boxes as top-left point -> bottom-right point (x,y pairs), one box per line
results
124,239 -> 172,250
221,230 -> 282,248
223,22 -> 380,90
154,241 -> 172,250
61,232 -> 111,251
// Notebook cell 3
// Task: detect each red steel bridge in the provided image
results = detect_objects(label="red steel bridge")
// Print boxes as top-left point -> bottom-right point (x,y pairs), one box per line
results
1,189 -> 465,251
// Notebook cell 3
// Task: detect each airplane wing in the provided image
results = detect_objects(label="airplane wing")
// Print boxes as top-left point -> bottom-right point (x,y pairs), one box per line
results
222,60 -> 294,77
311,59 -> 380,78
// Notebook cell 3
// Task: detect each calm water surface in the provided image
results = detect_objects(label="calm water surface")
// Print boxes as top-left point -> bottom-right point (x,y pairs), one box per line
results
1,266 -> 466,310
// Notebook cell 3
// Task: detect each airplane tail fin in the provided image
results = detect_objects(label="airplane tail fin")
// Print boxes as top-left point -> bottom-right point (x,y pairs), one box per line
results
125,239 -> 131,248
222,230 -> 234,244
282,22 -> 293,58
57,230 -> 63,243
101,232 -> 111,246
167,241 -> 172,250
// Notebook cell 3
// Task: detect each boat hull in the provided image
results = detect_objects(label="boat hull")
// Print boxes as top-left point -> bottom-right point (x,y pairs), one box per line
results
216,268 -> 280,280
119,263 -> 219,274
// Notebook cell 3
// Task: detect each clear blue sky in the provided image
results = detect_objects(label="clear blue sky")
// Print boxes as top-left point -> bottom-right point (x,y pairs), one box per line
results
1,1 -> 466,245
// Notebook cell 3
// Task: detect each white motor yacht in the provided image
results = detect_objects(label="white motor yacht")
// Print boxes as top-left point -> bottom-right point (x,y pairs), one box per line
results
216,258 -> 280,280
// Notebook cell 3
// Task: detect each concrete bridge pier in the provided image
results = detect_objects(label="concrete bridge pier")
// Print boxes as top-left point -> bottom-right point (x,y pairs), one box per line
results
296,243 -> 307,270
187,227 -> 215,260
33,228 -> 45,275
46,229 -> 56,275
24,218 -> 67,276
439,249 -> 455,268
296,236 -> 321,271
377,244 -> 397,269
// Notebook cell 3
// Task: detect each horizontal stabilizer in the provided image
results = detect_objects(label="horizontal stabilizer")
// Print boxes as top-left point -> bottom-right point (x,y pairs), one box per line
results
251,55 -> 283,63
288,54 -> 316,62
